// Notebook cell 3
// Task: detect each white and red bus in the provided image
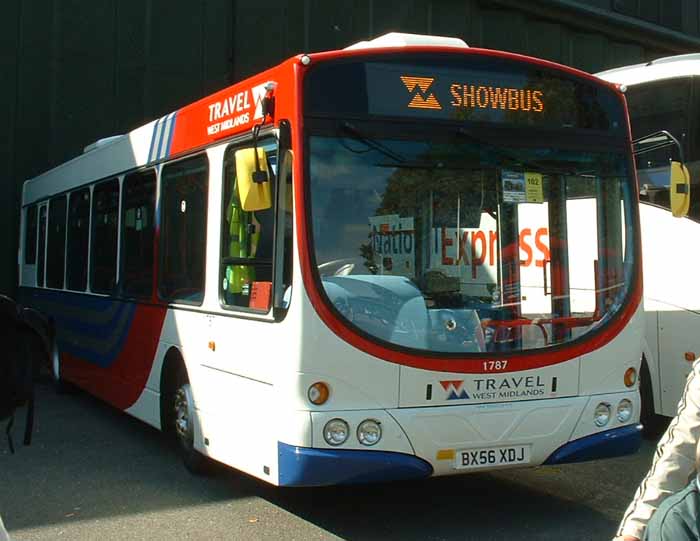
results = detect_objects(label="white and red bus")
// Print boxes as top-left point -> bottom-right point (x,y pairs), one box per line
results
598,55 -> 698,434
19,33 -> 644,485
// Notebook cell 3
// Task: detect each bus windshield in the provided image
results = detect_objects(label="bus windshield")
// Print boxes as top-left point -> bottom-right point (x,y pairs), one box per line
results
304,56 -> 636,356
308,131 -> 634,354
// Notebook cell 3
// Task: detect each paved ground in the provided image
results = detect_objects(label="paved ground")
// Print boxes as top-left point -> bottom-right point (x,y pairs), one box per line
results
0,380 -> 659,541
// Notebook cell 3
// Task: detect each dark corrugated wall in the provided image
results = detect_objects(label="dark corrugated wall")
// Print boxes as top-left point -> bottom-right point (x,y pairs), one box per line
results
2,0 -> 700,294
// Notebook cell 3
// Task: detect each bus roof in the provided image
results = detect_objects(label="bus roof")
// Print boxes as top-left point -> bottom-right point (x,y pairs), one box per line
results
345,32 -> 468,50
597,53 -> 700,86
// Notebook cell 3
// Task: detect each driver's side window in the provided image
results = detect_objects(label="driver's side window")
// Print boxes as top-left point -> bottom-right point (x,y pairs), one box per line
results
220,141 -> 277,311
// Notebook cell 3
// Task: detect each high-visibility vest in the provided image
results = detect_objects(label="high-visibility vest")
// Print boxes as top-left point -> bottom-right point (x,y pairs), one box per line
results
225,188 -> 260,294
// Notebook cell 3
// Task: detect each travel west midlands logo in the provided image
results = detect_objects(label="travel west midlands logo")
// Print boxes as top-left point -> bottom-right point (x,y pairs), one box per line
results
400,76 -> 442,110
440,380 -> 470,400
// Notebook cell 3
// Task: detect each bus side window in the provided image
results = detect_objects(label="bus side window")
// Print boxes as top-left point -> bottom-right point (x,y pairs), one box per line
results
46,195 -> 67,289
66,188 -> 91,291
159,155 -> 209,305
121,170 -> 156,299
220,142 -> 277,311
37,205 -> 47,287
24,205 -> 37,266
91,179 -> 119,294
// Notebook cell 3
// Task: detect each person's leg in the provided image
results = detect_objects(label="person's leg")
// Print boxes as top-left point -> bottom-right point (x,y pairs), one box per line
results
643,479 -> 700,541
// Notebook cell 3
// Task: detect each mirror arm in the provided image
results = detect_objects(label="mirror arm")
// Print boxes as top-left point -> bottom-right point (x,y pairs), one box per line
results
251,123 -> 269,184
633,141 -> 673,156
250,81 -> 278,184
278,119 -> 291,155
632,130 -> 685,164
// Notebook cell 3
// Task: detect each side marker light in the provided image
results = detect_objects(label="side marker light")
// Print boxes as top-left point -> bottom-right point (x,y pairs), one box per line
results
308,382 -> 330,405
685,352 -> 696,362
624,367 -> 637,388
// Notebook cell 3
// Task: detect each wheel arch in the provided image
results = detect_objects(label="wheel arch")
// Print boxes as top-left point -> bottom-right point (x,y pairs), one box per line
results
640,337 -> 661,417
19,307 -> 60,382
18,306 -> 52,360
158,345 -> 210,473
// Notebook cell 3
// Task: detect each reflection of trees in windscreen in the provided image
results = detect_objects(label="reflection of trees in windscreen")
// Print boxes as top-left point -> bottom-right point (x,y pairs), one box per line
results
363,147 -> 488,276
375,147 -> 487,221
509,75 -> 609,130
502,75 -> 576,127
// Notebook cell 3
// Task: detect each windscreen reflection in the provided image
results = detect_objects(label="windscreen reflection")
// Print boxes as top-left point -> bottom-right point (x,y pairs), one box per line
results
309,132 -> 634,354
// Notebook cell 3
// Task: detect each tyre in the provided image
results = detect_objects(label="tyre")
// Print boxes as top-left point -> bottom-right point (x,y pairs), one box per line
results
640,360 -> 670,440
171,368 -> 210,474
51,338 -> 75,394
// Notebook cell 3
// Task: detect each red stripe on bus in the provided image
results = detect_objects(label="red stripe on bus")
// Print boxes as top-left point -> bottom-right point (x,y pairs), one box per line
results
62,304 -> 168,409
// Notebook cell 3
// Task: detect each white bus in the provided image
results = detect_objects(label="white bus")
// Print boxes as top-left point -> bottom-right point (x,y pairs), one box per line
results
598,55 -> 698,435
18,33 -> 645,485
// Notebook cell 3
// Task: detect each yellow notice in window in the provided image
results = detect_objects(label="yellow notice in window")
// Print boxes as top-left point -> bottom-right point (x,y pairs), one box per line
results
525,172 -> 543,203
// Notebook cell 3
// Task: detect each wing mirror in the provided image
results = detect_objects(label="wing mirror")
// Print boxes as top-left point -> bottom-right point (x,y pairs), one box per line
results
633,130 -> 690,218
233,147 -> 272,211
670,160 -> 690,218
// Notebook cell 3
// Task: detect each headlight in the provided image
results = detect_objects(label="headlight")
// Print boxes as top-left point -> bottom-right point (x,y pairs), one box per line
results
323,418 -> 349,446
357,419 -> 382,446
594,402 -> 611,427
617,399 -> 633,423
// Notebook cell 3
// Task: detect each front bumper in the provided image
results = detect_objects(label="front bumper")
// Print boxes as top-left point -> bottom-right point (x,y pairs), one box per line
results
279,391 -> 641,486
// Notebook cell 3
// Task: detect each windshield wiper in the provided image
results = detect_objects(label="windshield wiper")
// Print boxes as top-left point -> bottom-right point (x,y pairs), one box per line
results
374,161 -> 457,170
454,127 -> 544,170
339,122 -> 407,163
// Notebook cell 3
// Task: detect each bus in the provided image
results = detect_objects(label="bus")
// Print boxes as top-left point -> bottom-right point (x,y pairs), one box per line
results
598,55 -> 698,434
19,33 -> 645,486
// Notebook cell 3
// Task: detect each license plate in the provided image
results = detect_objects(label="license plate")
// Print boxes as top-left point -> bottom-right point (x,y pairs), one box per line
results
455,445 -> 531,470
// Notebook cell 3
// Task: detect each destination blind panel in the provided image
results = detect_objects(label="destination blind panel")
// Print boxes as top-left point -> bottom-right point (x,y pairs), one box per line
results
305,55 -> 624,133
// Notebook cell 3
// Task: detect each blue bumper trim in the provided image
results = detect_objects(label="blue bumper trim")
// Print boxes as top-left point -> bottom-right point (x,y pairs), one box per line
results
544,424 -> 643,465
277,443 -> 433,487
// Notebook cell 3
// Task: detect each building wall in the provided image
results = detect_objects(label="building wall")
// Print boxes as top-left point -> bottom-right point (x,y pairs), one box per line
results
2,0 -> 700,294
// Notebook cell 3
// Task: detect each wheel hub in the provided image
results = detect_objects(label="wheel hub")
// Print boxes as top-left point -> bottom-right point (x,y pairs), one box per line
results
174,387 -> 190,439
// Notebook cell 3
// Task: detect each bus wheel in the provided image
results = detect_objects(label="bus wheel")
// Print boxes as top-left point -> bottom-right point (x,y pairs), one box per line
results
172,370 -> 209,474
640,360 -> 669,440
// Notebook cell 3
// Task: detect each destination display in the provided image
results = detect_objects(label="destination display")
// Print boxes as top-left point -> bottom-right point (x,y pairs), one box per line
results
304,56 -> 624,132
